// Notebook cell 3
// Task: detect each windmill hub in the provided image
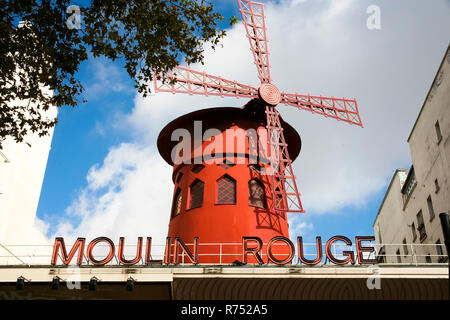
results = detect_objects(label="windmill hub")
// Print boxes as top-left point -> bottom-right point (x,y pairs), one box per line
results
258,83 -> 281,106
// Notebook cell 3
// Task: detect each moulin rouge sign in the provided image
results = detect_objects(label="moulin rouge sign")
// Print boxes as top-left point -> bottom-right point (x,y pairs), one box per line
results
51,235 -> 377,266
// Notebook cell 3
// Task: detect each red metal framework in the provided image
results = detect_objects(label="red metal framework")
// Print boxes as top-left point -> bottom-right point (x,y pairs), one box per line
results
280,93 -> 362,126
154,65 -> 258,99
249,179 -> 265,208
239,0 -> 271,83
154,0 -> 363,214
265,105 -> 304,212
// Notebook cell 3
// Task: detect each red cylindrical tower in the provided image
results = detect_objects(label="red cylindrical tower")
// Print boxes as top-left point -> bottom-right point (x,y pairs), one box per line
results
157,100 -> 301,264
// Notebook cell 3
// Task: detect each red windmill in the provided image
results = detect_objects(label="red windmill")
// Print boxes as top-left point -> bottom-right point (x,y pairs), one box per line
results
154,0 -> 363,263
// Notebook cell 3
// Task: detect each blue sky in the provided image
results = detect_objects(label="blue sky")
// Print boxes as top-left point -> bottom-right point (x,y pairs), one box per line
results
36,0 -> 450,249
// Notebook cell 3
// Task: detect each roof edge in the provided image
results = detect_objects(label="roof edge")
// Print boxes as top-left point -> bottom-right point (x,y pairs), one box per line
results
372,168 -> 409,227
407,43 -> 450,143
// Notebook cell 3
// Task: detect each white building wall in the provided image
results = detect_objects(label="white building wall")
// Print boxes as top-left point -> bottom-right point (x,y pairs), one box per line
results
373,170 -> 408,262
0,97 -> 56,264
404,46 -> 450,263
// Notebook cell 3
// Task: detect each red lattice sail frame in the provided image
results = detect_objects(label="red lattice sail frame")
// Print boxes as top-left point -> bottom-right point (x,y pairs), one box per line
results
154,0 -> 363,214
154,65 -> 258,99
239,0 -> 271,83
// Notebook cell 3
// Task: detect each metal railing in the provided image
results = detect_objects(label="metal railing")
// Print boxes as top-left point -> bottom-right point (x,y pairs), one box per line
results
0,242 -> 447,266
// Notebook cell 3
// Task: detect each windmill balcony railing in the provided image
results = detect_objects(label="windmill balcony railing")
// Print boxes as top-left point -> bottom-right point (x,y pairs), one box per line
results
0,242 -> 448,267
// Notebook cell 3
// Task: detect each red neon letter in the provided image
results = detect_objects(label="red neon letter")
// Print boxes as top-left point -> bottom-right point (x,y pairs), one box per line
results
118,237 -> 143,266
297,236 -> 323,265
51,237 -> 85,265
267,236 -> 295,265
173,237 -> 199,265
164,237 -> 172,264
145,237 -> 163,265
355,236 -> 377,264
86,237 -> 115,266
325,236 -> 355,265
242,237 -> 264,265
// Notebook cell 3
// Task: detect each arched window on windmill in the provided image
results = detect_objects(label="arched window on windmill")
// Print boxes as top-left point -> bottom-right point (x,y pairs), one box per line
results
171,188 -> 183,219
216,174 -> 236,205
189,179 -> 205,209
175,172 -> 183,183
249,179 -> 265,208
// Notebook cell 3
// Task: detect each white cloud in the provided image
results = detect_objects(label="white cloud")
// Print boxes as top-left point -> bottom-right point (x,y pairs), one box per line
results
50,143 -> 172,254
288,216 -> 314,238
49,0 -> 450,245
34,216 -> 50,237
290,0 -> 307,7
85,58 -> 133,99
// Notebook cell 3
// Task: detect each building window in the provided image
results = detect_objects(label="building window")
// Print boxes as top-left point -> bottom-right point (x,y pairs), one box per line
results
411,222 -> 417,242
377,247 -> 386,264
189,179 -> 204,209
396,249 -> 401,263
416,210 -> 427,242
216,175 -> 236,204
402,238 -> 408,256
434,178 -> 440,193
436,239 -> 445,262
427,195 -> 435,221
435,120 -> 442,144
401,166 -> 417,205
249,179 -> 265,208
172,188 -> 183,218
191,164 -> 205,173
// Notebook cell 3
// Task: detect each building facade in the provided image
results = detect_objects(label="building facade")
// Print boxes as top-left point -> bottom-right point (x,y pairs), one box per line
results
0,94 -> 56,264
373,44 -> 450,264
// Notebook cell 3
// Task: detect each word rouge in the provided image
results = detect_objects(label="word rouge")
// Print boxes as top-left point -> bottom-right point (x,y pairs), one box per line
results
50,235 -> 377,266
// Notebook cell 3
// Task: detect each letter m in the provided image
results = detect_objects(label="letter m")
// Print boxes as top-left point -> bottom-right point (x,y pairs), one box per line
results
51,237 -> 86,265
